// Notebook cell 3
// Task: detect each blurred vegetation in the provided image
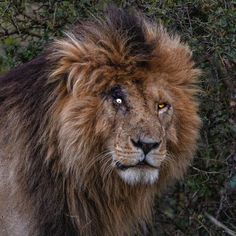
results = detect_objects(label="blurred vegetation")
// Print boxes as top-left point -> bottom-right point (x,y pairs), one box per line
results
0,1 -> 235,235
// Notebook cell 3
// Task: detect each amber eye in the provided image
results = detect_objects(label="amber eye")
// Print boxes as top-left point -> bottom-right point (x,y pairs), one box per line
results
158,103 -> 167,110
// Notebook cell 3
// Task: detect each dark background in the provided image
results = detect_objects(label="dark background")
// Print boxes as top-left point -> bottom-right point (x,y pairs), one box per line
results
0,1 -> 235,235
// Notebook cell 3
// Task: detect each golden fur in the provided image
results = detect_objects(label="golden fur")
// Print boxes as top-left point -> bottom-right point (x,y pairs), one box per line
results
0,7 -> 201,236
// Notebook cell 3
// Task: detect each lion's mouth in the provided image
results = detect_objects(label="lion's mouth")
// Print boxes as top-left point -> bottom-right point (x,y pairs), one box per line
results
115,160 -> 158,171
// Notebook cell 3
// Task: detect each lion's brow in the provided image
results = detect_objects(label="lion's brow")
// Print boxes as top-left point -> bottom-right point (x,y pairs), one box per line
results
110,85 -> 125,99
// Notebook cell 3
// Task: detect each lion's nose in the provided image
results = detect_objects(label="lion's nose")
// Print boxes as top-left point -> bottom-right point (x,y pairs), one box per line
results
131,138 -> 160,155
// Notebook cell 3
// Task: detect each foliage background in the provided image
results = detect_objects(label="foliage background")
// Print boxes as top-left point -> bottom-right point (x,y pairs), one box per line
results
0,1 -> 235,235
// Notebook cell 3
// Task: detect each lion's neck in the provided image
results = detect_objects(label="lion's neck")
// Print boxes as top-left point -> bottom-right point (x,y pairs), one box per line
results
66,170 -> 156,236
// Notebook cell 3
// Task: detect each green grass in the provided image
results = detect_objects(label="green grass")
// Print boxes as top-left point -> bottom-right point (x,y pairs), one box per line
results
0,1 -> 235,235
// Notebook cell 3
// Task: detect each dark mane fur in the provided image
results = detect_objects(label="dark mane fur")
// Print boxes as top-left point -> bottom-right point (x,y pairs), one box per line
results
0,57 -> 75,235
105,6 -> 153,56
72,7 -> 154,67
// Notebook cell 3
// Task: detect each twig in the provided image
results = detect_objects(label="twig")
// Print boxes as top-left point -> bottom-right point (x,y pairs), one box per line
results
10,14 -> 21,35
158,210 -> 186,233
52,2 -> 58,27
191,166 -> 224,175
0,27 -> 42,38
1,2 -> 12,17
216,190 -> 227,219
185,6 -> 193,36
205,213 -> 236,236
195,215 -> 212,235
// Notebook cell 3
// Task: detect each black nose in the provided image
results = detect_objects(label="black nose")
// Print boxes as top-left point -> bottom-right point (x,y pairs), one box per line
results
131,138 -> 160,155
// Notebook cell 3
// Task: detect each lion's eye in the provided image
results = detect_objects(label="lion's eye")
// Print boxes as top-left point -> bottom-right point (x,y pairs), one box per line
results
157,103 -> 171,113
109,85 -> 125,106
158,103 -> 167,109
115,98 -> 123,104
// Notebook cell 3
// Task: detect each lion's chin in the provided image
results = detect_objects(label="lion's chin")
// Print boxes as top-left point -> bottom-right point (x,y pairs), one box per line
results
118,168 -> 159,185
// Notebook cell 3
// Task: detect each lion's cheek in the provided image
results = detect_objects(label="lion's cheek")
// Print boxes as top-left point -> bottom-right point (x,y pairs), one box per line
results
95,116 -> 112,137
166,125 -> 178,145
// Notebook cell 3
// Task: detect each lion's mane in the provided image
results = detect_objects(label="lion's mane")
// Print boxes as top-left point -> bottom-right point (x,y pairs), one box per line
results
0,7 -> 201,236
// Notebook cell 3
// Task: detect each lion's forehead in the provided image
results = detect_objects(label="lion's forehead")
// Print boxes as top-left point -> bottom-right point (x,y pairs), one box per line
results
113,74 -> 173,105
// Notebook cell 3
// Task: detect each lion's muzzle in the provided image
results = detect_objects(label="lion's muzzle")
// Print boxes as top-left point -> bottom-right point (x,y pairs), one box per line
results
113,134 -> 165,185
130,138 -> 161,155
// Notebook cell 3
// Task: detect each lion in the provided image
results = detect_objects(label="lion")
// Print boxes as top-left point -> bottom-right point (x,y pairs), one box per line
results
0,7 -> 201,236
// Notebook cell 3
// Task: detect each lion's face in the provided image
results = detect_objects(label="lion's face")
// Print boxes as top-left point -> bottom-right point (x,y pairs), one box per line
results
55,15 -> 201,189
100,74 -> 175,185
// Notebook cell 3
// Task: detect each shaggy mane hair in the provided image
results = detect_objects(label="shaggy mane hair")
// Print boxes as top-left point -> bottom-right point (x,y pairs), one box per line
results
0,7 -> 201,236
